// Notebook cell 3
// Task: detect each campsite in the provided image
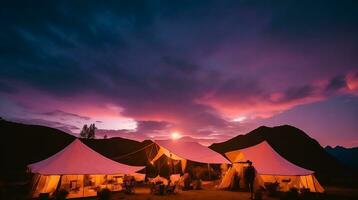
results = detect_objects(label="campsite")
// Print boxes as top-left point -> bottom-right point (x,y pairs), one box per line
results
1,1 -> 358,200
1,120 -> 357,200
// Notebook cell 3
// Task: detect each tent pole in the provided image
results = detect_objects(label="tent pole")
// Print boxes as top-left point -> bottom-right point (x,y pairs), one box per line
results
312,175 -> 317,192
208,163 -> 211,180
82,175 -> 84,197
170,153 -> 174,177
31,174 -> 41,196
183,160 -> 186,173
156,145 -> 160,176
56,175 -> 63,194
158,159 -> 161,176
44,176 -> 49,194
305,176 -> 308,189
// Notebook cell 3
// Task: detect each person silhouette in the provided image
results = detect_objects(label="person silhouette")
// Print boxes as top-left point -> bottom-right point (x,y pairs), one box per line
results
244,160 -> 256,199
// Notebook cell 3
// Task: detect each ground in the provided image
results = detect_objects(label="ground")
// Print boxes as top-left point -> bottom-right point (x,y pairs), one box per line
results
104,185 -> 358,200
322,186 -> 358,200
2,182 -> 358,200
110,187 -> 277,200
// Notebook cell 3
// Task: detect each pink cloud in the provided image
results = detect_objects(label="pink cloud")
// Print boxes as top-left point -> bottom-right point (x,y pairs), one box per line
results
197,72 -> 357,120
5,88 -> 136,131
346,71 -> 358,94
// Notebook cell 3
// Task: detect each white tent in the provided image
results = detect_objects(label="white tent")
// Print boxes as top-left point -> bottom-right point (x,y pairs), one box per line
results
151,140 -> 230,172
218,141 -> 324,192
28,139 -> 144,198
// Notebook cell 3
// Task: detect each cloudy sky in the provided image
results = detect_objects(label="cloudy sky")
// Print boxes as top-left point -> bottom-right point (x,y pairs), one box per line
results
1,0 -> 357,147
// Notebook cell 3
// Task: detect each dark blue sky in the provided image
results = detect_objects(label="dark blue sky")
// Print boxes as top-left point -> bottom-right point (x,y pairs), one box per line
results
0,0 -> 357,146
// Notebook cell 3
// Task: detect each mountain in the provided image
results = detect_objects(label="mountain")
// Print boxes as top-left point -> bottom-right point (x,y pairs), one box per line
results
0,119 -> 348,183
325,145 -> 358,170
210,125 -> 345,176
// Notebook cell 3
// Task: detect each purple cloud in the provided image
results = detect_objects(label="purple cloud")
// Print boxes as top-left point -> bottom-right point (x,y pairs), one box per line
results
0,1 -> 358,147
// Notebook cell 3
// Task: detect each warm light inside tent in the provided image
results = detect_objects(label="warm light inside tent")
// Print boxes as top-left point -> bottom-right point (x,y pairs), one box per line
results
171,132 -> 181,140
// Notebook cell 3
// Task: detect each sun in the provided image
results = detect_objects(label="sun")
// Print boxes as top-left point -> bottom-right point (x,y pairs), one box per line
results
233,116 -> 247,122
171,132 -> 181,140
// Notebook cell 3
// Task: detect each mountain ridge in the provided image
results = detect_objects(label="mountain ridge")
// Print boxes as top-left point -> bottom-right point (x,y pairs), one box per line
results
325,145 -> 358,170
0,119 -> 350,183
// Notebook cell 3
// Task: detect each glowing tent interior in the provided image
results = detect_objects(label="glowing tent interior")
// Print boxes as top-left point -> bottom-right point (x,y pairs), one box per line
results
218,141 -> 324,192
28,139 -> 144,198
150,140 -> 230,173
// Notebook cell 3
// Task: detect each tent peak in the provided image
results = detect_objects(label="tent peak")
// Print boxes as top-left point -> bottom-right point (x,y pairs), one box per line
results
28,138 -> 144,175
154,139 -> 230,164
225,140 -> 314,176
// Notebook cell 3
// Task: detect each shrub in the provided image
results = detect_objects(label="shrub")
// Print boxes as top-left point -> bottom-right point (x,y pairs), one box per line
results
254,189 -> 263,200
281,187 -> 299,200
300,188 -> 315,200
54,189 -> 68,200
265,182 -> 279,197
38,193 -> 50,200
98,188 -> 111,200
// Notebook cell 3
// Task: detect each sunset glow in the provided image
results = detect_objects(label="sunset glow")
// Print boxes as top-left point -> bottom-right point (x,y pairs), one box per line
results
171,132 -> 182,140
0,1 -> 357,147
1,2 -> 358,200
233,116 -> 247,122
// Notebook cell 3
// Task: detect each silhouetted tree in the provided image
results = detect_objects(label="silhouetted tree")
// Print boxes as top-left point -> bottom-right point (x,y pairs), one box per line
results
88,123 -> 96,139
80,124 -> 89,138
80,124 -> 96,139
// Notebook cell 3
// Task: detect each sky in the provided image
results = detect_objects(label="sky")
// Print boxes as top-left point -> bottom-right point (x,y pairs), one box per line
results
0,0 -> 357,147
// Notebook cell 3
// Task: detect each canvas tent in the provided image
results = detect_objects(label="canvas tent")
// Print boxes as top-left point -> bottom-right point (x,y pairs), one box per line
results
218,141 -> 324,192
150,140 -> 230,173
28,139 -> 144,198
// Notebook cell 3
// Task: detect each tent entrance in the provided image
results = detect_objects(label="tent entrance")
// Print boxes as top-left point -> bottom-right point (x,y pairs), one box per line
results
218,163 -> 324,193
31,174 -> 126,199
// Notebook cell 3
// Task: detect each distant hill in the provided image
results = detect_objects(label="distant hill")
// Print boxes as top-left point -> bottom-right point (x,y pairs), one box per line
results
0,119 -> 75,181
325,145 -> 358,170
0,119 -> 154,182
0,119 -> 349,183
210,125 -> 345,177
82,138 -> 154,166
